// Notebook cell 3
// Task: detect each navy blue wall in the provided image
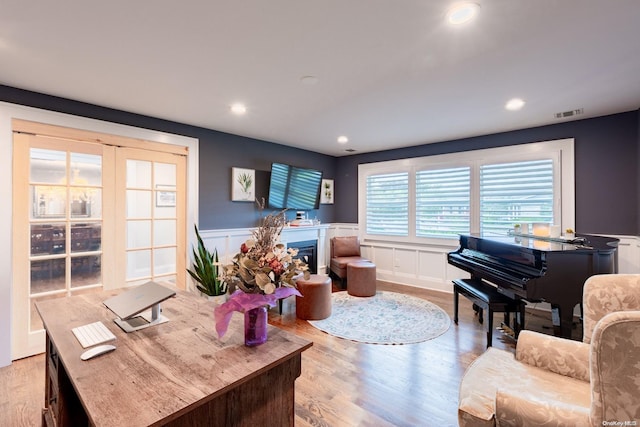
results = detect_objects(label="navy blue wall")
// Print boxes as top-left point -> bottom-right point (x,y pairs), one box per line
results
197,131 -> 335,229
336,111 -> 640,235
2,85 -> 638,235
0,85 -> 336,229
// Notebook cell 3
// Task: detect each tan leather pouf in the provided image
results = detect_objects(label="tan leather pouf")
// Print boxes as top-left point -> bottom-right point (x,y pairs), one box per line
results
296,274 -> 332,320
347,261 -> 376,297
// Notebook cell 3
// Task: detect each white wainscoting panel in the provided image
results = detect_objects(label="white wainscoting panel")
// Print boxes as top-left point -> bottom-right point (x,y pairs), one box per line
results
614,235 -> 640,274
418,251 -> 448,285
200,223 -> 640,296
393,248 -> 417,281
358,240 -> 460,292
359,227 -> 639,293
371,246 -> 394,277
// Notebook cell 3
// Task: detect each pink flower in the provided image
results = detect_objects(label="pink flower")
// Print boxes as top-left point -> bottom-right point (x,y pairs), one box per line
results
269,259 -> 284,275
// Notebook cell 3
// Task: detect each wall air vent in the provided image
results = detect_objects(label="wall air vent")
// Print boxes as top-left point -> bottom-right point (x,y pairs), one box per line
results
554,108 -> 584,119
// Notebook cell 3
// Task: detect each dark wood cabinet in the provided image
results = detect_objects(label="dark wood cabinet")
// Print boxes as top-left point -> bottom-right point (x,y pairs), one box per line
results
43,335 -> 89,426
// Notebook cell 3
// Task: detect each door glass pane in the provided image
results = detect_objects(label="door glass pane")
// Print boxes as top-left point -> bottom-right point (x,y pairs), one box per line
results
126,159 -> 152,189
30,259 -> 66,293
30,224 -> 66,256
32,185 -> 67,219
70,153 -> 102,185
154,247 -> 176,275
154,219 -> 176,246
127,220 -> 151,249
30,148 -> 66,184
126,190 -> 152,218
70,223 -> 101,252
155,199 -> 176,218
127,250 -> 151,280
70,187 -> 102,218
154,162 -> 176,186
70,255 -> 101,287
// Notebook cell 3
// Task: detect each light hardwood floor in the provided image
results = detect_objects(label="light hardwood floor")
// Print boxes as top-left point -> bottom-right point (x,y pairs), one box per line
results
0,281 -> 580,427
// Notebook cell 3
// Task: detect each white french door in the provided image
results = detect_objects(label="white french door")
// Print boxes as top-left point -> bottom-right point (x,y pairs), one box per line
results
12,123 -> 186,360
115,147 -> 186,288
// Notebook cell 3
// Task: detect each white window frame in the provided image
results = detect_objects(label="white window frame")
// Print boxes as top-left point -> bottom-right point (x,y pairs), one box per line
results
358,138 -> 575,246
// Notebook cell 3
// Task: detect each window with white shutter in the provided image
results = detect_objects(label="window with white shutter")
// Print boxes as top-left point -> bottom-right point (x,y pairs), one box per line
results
365,172 -> 409,236
359,138 -> 573,244
416,167 -> 470,238
480,160 -> 554,234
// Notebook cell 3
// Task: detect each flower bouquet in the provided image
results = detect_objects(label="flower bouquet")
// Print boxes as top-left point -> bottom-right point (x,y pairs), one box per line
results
214,208 -> 310,345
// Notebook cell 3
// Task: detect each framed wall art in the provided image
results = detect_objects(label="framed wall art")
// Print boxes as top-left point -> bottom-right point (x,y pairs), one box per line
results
231,167 -> 255,202
156,190 -> 176,207
320,179 -> 334,204
156,184 -> 177,207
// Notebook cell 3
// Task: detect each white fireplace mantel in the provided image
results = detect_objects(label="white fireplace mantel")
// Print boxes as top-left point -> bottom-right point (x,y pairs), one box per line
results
200,224 -> 330,274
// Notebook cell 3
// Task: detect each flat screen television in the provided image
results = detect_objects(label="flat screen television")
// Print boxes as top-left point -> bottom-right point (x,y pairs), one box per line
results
268,162 -> 323,210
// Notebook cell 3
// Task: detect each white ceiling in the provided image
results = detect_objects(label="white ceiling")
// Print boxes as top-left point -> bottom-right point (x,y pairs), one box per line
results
2,1 -> 639,157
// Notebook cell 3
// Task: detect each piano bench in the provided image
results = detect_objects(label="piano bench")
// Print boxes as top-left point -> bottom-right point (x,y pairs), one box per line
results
453,279 -> 526,348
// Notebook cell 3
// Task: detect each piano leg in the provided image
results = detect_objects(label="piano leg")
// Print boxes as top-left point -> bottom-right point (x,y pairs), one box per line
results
503,312 -> 510,329
551,303 -> 575,339
500,304 -> 525,339
472,304 -> 483,324
453,287 -> 459,324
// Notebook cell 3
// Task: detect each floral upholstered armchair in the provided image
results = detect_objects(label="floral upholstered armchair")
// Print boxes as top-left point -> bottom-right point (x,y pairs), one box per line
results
458,274 -> 640,427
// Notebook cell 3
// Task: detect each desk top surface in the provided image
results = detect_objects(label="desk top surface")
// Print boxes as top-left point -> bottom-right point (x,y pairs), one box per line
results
36,287 -> 312,427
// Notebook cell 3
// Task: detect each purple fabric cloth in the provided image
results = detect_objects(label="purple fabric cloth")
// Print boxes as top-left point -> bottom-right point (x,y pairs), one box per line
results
214,288 -> 302,338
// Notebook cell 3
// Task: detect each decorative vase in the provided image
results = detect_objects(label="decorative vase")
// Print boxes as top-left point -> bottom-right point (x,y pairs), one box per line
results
205,294 -> 227,305
244,306 -> 268,346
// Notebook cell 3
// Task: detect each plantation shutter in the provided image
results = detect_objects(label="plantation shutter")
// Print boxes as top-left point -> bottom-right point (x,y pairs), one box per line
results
366,172 -> 409,236
480,159 -> 554,234
416,167 -> 470,238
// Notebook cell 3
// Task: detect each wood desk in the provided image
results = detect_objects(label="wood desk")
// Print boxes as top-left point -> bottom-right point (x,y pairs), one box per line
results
36,288 -> 312,427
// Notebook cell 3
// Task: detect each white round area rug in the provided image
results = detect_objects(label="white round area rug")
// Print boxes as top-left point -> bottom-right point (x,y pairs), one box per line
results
308,291 -> 451,345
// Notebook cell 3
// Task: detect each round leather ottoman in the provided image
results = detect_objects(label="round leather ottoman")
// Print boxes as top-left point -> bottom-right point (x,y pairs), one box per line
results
347,261 -> 376,297
296,274 -> 332,320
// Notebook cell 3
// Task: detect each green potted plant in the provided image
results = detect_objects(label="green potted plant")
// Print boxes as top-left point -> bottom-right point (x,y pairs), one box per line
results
187,225 -> 227,300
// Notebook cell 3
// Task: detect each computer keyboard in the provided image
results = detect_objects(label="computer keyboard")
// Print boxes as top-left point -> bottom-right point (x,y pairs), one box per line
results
72,321 -> 116,348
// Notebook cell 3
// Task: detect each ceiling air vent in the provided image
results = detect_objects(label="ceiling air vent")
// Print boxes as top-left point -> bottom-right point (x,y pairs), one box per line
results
345,148 -> 356,152
554,108 -> 584,119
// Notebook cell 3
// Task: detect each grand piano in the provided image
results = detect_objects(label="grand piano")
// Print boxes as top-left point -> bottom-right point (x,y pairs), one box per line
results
448,233 -> 619,339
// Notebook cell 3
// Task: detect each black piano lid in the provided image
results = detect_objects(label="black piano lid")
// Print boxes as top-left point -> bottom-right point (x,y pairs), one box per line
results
461,232 -> 619,253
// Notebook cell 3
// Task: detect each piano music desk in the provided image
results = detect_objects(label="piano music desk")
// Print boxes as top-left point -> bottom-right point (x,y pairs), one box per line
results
453,278 -> 526,348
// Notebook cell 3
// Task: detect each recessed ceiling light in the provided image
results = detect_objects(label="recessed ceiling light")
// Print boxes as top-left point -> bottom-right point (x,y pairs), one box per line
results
446,2 -> 480,25
337,135 -> 349,144
505,98 -> 526,111
230,103 -> 247,115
